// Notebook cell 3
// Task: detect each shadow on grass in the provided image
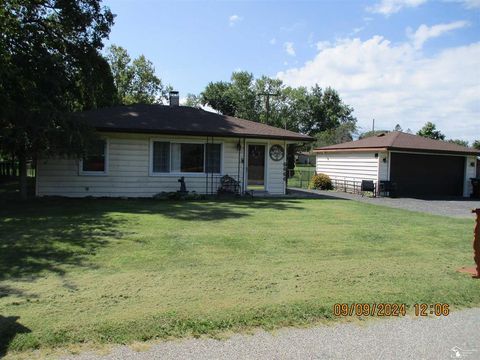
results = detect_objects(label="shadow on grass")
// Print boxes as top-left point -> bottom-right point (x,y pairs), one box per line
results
155,198 -> 305,221
0,199 -> 128,283
0,177 -> 35,200
0,316 -> 31,357
0,197 -> 305,287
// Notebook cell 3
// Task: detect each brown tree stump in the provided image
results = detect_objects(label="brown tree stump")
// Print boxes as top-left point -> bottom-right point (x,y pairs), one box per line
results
472,208 -> 480,278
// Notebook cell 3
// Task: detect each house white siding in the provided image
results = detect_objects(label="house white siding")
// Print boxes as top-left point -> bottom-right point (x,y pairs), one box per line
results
377,152 -> 389,181
267,141 -> 287,195
36,132 -> 287,197
464,155 -> 477,197
316,151 -> 381,184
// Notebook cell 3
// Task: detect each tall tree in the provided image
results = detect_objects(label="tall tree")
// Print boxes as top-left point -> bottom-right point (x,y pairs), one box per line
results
201,72 -> 356,140
315,122 -> 357,148
0,0 -> 115,199
200,81 -> 235,115
106,45 -> 167,104
302,86 -> 356,136
417,122 -> 445,140
473,140 -> 480,150
184,93 -> 202,108
106,45 -> 132,103
229,71 -> 259,121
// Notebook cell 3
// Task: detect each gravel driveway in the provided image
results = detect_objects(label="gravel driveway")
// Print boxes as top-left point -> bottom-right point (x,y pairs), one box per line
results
63,308 -> 480,360
289,188 -> 480,219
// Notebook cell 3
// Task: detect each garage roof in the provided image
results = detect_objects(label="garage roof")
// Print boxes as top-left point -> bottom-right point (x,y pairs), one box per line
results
76,104 -> 314,142
314,131 -> 479,155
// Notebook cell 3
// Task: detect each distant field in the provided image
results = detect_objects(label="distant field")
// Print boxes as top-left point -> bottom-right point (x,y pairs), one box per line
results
1,197 -> 479,357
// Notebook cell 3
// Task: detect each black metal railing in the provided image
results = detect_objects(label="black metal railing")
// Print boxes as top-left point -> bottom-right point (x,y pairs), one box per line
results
0,161 -> 36,178
286,167 -> 316,189
331,178 -> 377,196
204,174 -> 242,195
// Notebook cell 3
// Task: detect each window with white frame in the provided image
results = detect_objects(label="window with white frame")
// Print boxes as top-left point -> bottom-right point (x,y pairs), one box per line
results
81,139 -> 107,174
152,141 -> 221,174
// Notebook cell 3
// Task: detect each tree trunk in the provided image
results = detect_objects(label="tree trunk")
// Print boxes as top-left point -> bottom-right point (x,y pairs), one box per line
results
19,153 -> 28,200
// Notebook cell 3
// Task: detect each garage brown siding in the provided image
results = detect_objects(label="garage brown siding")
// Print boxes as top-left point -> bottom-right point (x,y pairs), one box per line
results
390,152 -> 465,197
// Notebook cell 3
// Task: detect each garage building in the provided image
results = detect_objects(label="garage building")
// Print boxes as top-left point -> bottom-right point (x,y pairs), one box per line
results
314,131 -> 479,198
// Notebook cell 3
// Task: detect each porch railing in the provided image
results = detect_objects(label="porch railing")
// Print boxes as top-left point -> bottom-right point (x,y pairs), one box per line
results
0,161 -> 36,178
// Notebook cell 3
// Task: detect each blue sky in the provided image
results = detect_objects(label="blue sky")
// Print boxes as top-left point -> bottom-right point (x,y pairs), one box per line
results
103,0 -> 480,141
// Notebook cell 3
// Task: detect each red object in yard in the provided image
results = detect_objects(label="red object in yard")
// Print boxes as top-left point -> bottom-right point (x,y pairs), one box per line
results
473,208 -> 480,278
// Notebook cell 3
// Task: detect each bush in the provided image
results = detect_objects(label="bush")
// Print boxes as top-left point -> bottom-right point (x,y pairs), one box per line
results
309,173 -> 333,190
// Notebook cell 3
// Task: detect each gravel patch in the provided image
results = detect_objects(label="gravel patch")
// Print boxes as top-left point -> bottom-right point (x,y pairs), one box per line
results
289,188 -> 480,219
63,308 -> 480,360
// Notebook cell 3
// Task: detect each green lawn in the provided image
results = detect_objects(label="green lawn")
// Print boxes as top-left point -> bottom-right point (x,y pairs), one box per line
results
0,197 -> 479,356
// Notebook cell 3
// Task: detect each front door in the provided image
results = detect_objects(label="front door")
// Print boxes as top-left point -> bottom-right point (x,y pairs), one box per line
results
247,144 -> 265,190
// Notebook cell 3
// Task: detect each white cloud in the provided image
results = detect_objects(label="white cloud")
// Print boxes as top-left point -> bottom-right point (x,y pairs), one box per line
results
228,14 -> 243,27
408,20 -> 469,49
270,38 -> 277,45
368,0 -> 427,16
277,36 -> 480,142
316,41 -> 331,51
284,42 -> 296,56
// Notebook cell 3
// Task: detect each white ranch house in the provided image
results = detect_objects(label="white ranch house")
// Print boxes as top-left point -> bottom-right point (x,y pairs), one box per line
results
36,99 -> 313,197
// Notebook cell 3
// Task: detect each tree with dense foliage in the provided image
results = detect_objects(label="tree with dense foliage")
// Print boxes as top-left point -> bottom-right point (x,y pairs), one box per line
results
200,81 -> 236,116
394,124 -> 403,132
0,0 -> 115,199
315,122 -> 357,147
416,122 -> 445,140
201,72 -> 357,168
184,93 -> 202,108
106,45 -> 167,104
473,140 -> 480,150
201,72 -> 356,138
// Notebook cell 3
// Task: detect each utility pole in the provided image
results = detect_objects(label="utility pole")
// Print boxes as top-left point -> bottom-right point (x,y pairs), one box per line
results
258,92 -> 280,126
372,118 -> 375,133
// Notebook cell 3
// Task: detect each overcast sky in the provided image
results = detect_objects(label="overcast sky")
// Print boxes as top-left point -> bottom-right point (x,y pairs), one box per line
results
103,0 -> 480,142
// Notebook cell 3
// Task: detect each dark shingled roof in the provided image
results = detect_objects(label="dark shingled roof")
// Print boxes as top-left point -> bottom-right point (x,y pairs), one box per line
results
77,104 -> 314,142
314,131 -> 479,155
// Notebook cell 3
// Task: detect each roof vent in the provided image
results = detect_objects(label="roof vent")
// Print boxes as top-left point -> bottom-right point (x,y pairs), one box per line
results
169,91 -> 179,107
377,133 -> 386,137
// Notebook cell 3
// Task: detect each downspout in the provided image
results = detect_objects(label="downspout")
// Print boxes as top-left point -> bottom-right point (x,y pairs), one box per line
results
205,136 -> 209,195
211,136 -> 214,195
284,139 -> 287,195
243,137 -> 247,194
237,137 -> 241,193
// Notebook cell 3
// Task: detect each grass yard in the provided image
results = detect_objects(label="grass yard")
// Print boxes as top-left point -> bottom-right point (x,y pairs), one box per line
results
1,197 -> 479,357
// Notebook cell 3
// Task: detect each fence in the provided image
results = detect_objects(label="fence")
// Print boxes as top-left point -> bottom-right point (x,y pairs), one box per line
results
203,174 -> 241,195
330,178 -> 375,195
287,168 -> 378,196
286,167 -> 316,189
0,161 -> 36,178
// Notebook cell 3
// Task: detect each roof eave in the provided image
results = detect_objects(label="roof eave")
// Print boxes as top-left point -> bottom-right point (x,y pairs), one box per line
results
388,147 -> 480,156
95,127 -> 314,142
313,146 -> 479,156
313,147 -> 388,153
